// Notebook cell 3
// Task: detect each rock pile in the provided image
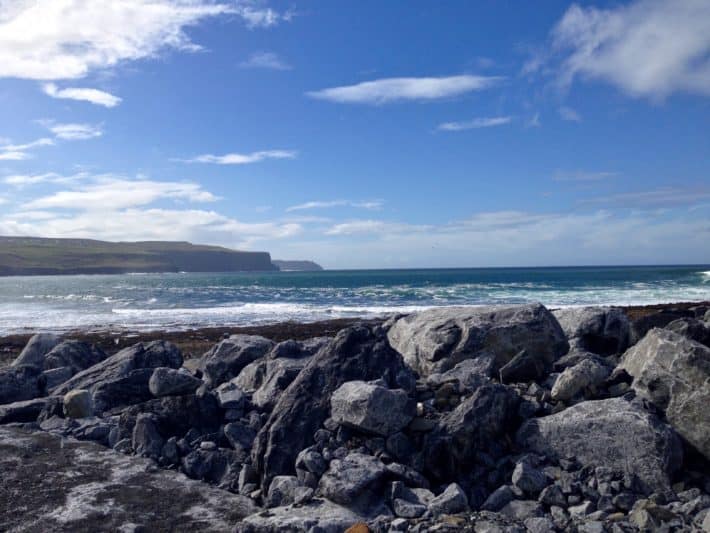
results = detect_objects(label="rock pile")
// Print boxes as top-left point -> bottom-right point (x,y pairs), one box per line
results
0,303 -> 709,532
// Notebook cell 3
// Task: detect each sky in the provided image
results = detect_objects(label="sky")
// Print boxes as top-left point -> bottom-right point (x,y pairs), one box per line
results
0,0 -> 709,269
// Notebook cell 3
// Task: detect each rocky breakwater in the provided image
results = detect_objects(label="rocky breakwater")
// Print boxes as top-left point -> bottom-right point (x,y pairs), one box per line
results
0,303 -> 709,532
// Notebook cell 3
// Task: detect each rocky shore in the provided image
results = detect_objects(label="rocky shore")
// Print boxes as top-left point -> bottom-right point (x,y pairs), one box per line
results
1,302 -> 709,532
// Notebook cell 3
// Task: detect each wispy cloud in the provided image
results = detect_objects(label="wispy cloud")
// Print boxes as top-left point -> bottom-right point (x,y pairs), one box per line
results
43,83 -> 122,107
529,0 -> 710,99
286,200 -> 384,212
240,51 -> 291,70
42,122 -> 103,140
437,116 -> 512,132
584,186 -> 710,208
553,170 -> 617,182
180,150 -> 297,165
234,1 -> 294,29
307,75 -> 502,104
0,137 -> 54,160
3,172 -> 90,187
558,106 -> 581,122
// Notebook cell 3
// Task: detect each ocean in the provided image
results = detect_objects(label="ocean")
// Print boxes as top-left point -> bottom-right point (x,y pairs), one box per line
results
1,265 -> 709,334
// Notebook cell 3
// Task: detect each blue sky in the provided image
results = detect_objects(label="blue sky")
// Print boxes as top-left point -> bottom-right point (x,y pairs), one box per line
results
0,0 -> 708,268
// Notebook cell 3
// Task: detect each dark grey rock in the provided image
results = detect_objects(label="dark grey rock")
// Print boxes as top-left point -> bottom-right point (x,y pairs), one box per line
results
524,517 -> 557,533
52,341 -> 183,412
252,325 -> 413,491
265,475 -> 300,507
252,357 -> 311,411
181,447 -> 239,484
516,397 -> 682,495
63,389 -> 93,419
423,382 -> 519,482
665,317 -> 710,347
539,484 -> 567,507
215,380 -> 246,409
330,380 -> 415,437
428,483 -> 468,515
387,303 -> 568,376
499,349 -> 546,384
393,498 -> 427,518
317,452 -> 387,506
500,500 -> 544,521
42,366 -> 73,389
12,333 -> 61,368
386,432 -> 413,462
0,397 -> 49,424
224,422 -> 257,452
44,340 -> 106,374
620,328 -> 710,460
481,485 -> 515,512
148,367 -> 201,397
132,413 -> 163,459
236,498 -> 367,533
553,307 -> 631,355
0,365 -> 45,404
512,461 -> 549,496
200,335 -> 274,388
295,448 -> 327,476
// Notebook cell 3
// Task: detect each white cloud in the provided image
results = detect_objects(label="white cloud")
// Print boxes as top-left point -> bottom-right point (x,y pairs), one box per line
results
286,200 -> 383,212
0,0 -> 238,80
307,75 -> 502,104
43,83 -> 122,107
234,1 -> 293,29
585,186 -> 710,208
3,172 -> 88,187
0,137 -> 54,160
240,51 -> 291,70
558,106 -> 581,122
537,0 -> 710,99
44,122 -> 103,140
437,116 -> 512,131
181,150 -> 297,165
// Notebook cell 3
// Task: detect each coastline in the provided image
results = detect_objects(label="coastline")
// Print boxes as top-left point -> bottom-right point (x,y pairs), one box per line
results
1,300 -> 707,367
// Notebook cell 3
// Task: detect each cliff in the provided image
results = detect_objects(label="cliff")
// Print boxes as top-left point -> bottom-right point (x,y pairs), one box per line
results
0,237 -> 278,275
272,260 -> 324,271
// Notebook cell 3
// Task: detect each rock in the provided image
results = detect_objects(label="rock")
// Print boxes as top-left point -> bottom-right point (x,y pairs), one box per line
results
550,357 -> 610,401
44,340 -> 107,374
12,333 -> 61,367
295,448 -> 327,476
236,498 -> 367,533
524,517 -> 556,533
385,432 -> 413,462
252,325 -> 413,491
428,483 -> 469,515
553,307 -> 631,355
499,349 -> 546,384
252,357 -> 310,411
234,360 -> 267,393
63,389 -> 93,419
620,328 -> 710,460
538,484 -> 567,507
426,359 -> 492,392
0,365 -> 45,404
215,380 -> 246,409
481,485 -> 515,512
148,367 -> 201,397
516,397 -> 682,495
423,382 -> 519,482
266,475 -> 300,507
387,303 -> 568,376
200,335 -> 274,388
0,426 -> 257,531
318,452 -> 388,506
0,397 -> 49,424
52,341 -> 183,412
630,309 -> 695,344
393,498 -> 427,518
42,366 -> 74,389
330,381 -> 415,437
569,500 -> 595,517
512,461 -> 549,496
500,500 -> 544,521
665,317 -> 710,347
132,413 -> 164,459
224,422 -> 257,451
181,448 -> 239,484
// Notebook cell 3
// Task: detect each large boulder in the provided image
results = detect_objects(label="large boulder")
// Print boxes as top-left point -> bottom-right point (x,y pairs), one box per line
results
664,317 -> 710,348
423,382 -> 520,482
318,452 -> 388,506
553,307 -> 631,355
330,381 -> 415,437
52,341 -> 182,412
551,357 -> 611,401
252,325 -> 414,491
149,367 -> 202,397
252,357 -> 311,411
0,397 -> 49,424
12,333 -> 61,368
620,328 -> 710,460
200,335 -> 274,388
43,340 -> 106,373
0,365 -> 45,404
63,389 -> 93,419
516,397 -> 682,495
387,304 -> 568,376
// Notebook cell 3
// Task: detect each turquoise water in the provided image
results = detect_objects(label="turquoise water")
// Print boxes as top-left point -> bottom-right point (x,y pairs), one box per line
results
0,265 -> 709,333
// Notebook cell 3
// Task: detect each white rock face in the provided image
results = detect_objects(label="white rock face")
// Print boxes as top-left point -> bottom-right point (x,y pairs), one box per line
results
330,381 -> 415,436
387,304 -> 568,376
620,328 -> 710,461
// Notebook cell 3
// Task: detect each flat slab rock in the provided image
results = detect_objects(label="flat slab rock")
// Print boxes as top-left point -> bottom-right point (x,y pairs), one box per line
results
0,426 -> 257,533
